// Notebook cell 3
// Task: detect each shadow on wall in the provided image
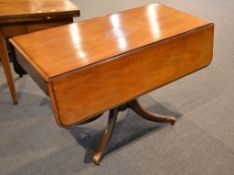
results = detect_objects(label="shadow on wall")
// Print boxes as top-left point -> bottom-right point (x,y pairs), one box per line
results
68,96 -> 182,164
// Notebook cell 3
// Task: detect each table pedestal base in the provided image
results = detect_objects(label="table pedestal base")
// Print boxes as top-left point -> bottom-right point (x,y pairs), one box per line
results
90,99 -> 176,165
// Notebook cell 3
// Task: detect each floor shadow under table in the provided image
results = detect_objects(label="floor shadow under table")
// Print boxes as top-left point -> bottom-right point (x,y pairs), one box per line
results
68,99 -> 182,164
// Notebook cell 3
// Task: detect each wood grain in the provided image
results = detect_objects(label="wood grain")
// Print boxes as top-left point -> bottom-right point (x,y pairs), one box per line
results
26,19 -> 73,33
10,4 -> 214,127
11,4 -> 210,79
0,0 -> 79,23
51,24 -> 214,127
0,0 -> 79,104
1,24 -> 27,37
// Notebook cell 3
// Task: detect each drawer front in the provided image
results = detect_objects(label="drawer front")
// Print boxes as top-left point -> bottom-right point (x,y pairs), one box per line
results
1,19 -> 73,37
1,24 -> 27,37
26,19 -> 72,33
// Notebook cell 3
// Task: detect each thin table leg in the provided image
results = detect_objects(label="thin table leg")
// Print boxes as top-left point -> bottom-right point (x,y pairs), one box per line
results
128,100 -> 176,125
0,31 -> 18,104
93,108 -> 118,165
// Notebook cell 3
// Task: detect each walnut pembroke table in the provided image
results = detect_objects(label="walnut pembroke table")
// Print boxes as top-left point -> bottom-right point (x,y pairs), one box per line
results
0,0 -> 79,104
10,4 -> 214,164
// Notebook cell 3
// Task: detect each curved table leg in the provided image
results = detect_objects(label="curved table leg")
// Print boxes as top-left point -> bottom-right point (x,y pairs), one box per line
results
128,100 -> 176,125
93,108 -> 118,165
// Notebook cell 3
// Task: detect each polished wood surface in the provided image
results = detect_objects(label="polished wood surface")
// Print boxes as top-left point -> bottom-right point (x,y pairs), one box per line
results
0,0 -> 79,23
11,4 -> 210,79
51,24 -> 213,127
10,4 -> 214,127
0,0 -> 79,104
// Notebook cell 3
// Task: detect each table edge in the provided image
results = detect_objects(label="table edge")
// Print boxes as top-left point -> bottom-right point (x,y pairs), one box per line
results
50,22 -> 214,80
10,23 -> 214,82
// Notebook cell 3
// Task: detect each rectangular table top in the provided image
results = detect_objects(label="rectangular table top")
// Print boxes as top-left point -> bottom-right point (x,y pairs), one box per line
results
0,0 -> 79,23
10,4 -> 211,81
10,3 -> 214,127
